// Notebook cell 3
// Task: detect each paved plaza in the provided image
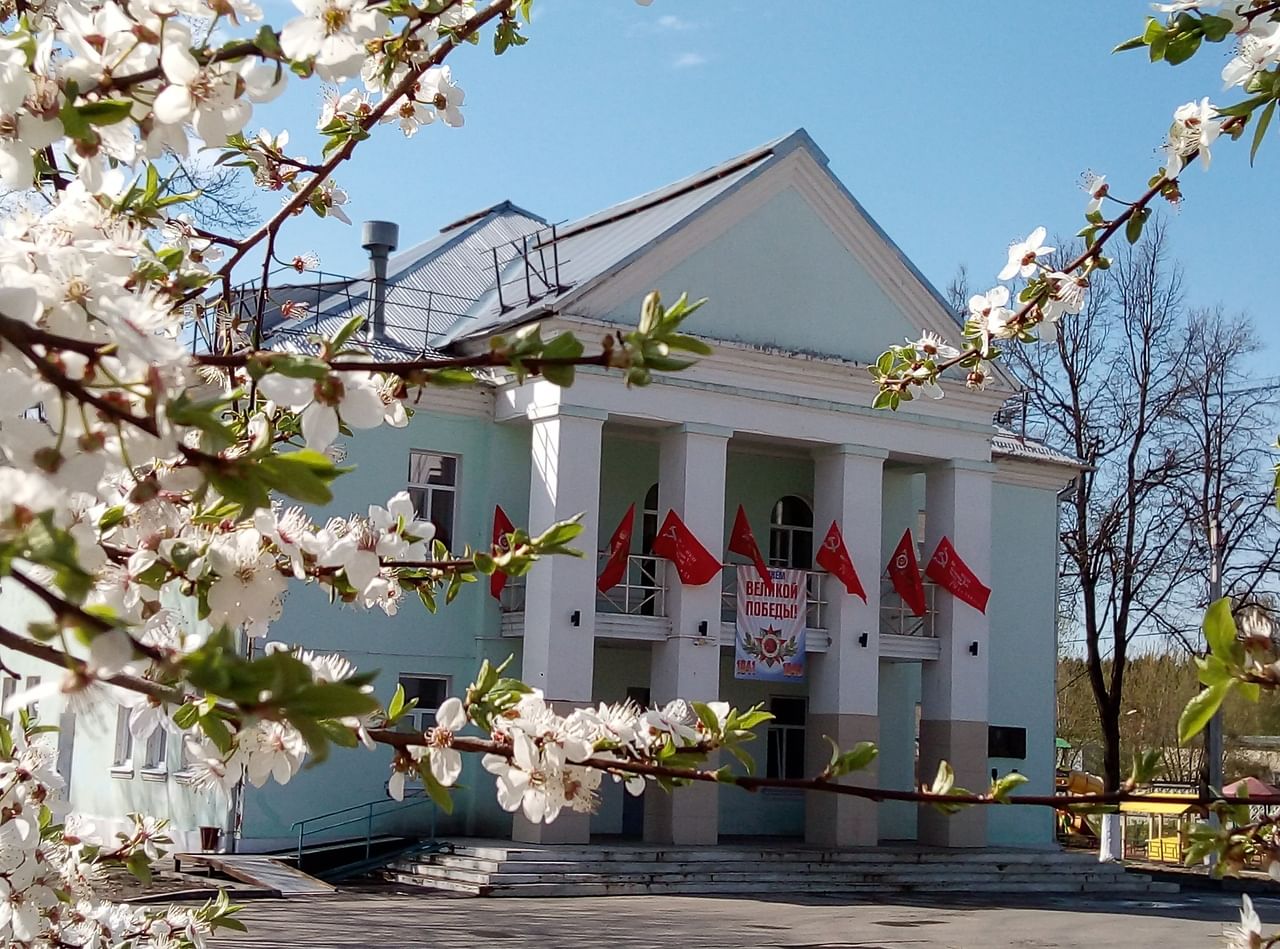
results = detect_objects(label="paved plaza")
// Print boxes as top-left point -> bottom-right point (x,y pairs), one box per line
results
207,886 -> 1274,948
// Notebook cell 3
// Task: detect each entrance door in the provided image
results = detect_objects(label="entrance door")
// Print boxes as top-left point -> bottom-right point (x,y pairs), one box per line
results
621,686 -> 651,838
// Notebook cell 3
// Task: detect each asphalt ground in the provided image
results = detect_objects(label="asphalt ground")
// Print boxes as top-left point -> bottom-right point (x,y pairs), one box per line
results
206,884 -> 1275,948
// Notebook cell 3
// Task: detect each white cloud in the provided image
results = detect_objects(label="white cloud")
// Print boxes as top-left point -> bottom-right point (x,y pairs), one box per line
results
672,52 -> 707,69
657,14 -> 693,30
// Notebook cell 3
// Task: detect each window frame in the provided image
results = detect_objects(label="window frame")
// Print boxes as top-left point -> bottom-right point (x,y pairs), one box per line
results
768,495 -> 815,570
397,673 -> 452,736
1,676 -> 16,724
406,450 -> 461,551
111,705 -> 134,776
140,726 -> 168,778
764,695 -> 807,781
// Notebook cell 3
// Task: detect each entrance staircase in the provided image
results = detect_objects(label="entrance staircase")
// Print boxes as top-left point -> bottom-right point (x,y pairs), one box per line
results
385,840 -> 1180,898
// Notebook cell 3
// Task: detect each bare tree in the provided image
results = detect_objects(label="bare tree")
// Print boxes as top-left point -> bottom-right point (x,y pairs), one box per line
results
1009,220 -> 1194,790
1162,309 -> 1280,648
165,156 -> 259,234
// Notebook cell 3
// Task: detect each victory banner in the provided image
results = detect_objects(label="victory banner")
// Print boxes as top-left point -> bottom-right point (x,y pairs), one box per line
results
734,566 -> 806,682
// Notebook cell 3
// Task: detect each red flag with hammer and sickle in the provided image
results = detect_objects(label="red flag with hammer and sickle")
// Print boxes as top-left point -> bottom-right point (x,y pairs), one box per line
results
887,529 -> 927,617
815,521 -> 866,602
925,536 -> 991,614
728,505 -> 774,592
597,504 -> 636,593
490,505 -> 515,600
650,510 -> 722,586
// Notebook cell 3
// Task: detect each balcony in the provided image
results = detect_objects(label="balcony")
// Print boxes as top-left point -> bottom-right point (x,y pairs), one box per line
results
499,554 -> 941,659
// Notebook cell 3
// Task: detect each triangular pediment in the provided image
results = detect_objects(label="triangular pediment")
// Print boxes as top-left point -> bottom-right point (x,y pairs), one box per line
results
565,136 -> 1008,389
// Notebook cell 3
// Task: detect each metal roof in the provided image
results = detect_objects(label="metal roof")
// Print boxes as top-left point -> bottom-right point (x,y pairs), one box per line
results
435,136 -> 789,345
263,202 -> 546,357
992,427 -> 1084,469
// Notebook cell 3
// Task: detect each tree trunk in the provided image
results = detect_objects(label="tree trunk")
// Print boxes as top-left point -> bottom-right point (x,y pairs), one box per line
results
1099,699 -> 1123,791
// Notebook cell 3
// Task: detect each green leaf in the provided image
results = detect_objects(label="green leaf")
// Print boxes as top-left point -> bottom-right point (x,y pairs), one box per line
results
125,852 -> 153,884
172,703 -> 200,730
78,98 -> 135,126
387,683 -> 406,722
930,760 -> 955,795
329,314 -> 366,352
990,771 -> 1029,802
1251,98 -> 1275,165
1178,681 -> 1231,745
1203,597 -> 1238,660
1113,34 -> 1148,53
1164,30 -> 1202,65
1125,207 -> 1150,245
1201,14 -> 1234,42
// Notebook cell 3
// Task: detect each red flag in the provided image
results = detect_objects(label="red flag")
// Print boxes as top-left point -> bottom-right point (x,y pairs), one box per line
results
597,504 -> 636,593
490,505 -> 515,600
887,529 -> 927,617
925,536 -> 991,614
650,510 -> 722,586
816,521 -> 866,602
728,505 -> 773,592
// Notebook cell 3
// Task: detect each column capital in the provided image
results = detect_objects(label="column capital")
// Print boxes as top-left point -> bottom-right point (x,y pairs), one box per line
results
669,421 -> 734,439
815,443 -> 889,462
526,403 -> 609,423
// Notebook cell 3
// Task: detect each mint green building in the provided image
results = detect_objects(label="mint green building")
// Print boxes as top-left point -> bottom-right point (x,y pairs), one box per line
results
0,131 -> 1078,854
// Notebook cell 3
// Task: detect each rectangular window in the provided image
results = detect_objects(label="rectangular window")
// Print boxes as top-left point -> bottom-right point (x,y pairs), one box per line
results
142,728 -> 168,773
988,725 -> 1027,760
112,706 -> 133,772
1,677 -> 16,723
765,696 -> 807,780
397,674 -> 450,735
407,451 -> 459,550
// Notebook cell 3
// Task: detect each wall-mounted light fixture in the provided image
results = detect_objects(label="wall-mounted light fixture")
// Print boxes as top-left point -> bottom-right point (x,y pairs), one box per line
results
697,620 -> 709,637
570,610 -> 581,627
969,640 -> 980,656
858,632 -> 869,648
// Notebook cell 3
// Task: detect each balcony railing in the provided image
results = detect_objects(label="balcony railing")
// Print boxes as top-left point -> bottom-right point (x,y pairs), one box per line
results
879,578 -> 939,638
499,553 -> 666,617
500,556 -> 938,639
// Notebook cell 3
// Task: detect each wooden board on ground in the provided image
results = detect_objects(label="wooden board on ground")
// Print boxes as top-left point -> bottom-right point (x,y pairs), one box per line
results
176,854 -> 336,896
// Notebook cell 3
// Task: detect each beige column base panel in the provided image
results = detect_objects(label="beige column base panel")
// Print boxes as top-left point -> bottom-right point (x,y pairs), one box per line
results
917,718 -> 988,848
644,779 -> 719,845
804,713 -> 879,848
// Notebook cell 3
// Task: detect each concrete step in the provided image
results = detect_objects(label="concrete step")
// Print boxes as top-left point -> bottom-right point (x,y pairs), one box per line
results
477,869 -> 1155,887
397,857 -> 1136,881
478,879 -> 1179,898
451,845 -> 1098,866
385,869 -> 487,896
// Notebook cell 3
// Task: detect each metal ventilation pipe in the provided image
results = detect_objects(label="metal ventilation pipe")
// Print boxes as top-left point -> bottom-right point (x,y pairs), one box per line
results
361,220 -> 399,340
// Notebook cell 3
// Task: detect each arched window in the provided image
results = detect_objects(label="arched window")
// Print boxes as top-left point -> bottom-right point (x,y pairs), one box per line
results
641,483 -> 660,555
769,495 -> 813,569
639,483 -> 661,616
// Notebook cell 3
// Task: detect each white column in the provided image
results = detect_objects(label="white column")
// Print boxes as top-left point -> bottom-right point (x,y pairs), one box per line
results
918,459 -> 993,848
516,404 -> 605,844
645,422 -> 730,845
806,445 -> 886,847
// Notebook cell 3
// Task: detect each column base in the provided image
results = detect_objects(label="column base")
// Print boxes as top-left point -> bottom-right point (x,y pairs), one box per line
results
804,713 -> 879,848
512,810 -> 591,845
643,782 -> 719,845
917,718 -> 988,848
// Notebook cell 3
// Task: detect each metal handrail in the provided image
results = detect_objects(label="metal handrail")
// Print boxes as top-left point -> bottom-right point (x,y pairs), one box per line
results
290,790 -> 435,865
879,577 -> 939,637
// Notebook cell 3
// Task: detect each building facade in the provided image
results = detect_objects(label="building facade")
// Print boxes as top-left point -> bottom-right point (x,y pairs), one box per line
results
0,130 -> 1077,853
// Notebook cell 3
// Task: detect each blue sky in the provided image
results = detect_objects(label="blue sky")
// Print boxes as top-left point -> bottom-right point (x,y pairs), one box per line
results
250,0 -> 1279,333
